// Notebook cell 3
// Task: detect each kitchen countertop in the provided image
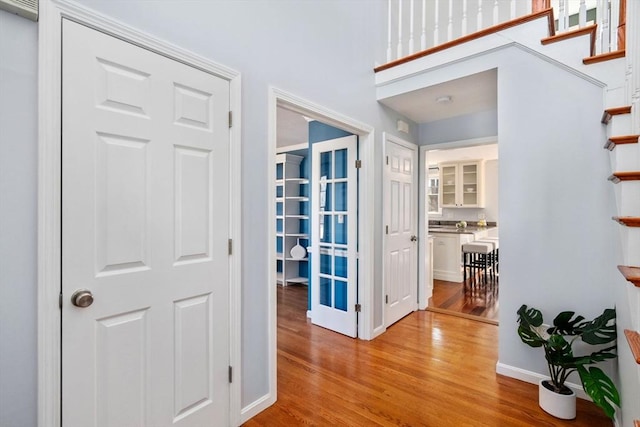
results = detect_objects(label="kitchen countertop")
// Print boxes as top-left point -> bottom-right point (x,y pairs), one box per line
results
428,225 -> 497,235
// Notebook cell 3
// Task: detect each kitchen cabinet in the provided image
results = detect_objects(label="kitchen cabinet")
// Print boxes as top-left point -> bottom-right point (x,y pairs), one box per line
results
432,233 -> 474,282
439,161 -> 484,208
276,154 -> 309,286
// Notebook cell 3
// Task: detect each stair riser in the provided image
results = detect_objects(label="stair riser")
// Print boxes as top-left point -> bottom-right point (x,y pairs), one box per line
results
615,182 -> 640,215
608,114 -> 632,136
610,144 -> 640,171
606,86 -> 628,110
627,283 -> 640,331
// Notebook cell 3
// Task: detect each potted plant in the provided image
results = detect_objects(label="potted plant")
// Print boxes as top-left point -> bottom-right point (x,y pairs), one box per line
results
516,304 -> 620,420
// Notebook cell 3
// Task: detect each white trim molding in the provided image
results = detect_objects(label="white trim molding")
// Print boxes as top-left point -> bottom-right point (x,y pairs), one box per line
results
262,85 -> 376,420
37,2 -> 242,426
496,362 -> 588,400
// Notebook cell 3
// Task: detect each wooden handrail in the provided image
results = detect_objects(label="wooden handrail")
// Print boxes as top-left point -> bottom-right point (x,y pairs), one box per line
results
532,0 -> 551,14
374,9 -> 554,73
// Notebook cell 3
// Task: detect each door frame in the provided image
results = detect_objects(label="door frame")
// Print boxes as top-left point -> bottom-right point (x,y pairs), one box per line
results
382,133 -> 419,327
266,87 -> 375,413
37,2 -> 242,426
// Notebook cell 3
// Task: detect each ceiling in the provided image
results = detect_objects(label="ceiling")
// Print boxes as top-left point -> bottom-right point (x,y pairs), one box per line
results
379,69 -> 497,124
277,107 -> 308,148
276,69 -> 497,147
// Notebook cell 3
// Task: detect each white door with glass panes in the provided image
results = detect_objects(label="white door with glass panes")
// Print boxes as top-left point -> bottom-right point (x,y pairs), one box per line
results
62,20 -> 230,426
311,135 -> 358,337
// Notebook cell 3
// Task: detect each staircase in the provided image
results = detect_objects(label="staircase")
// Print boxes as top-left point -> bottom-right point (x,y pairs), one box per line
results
375,2 -> 640,425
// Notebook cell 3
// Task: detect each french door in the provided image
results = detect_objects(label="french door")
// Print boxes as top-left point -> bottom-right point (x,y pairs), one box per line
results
311,136 -> 359,337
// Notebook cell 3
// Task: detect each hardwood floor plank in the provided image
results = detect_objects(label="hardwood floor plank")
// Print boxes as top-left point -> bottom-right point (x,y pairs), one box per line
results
244,285 -> 610,426
429,278 -> 499,323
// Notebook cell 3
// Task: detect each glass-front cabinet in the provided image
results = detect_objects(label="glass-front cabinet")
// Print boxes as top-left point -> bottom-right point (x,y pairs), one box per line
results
427,166 -> 440,214
439,161 -> 483,208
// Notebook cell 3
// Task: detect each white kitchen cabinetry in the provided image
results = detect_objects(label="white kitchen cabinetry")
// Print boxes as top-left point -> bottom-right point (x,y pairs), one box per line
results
276,153 -> 309,286
432,233 -> 474,282
439,161 -> 484,208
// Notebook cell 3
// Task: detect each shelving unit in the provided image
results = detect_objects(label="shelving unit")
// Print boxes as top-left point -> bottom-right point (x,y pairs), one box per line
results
276,154 -> 310,286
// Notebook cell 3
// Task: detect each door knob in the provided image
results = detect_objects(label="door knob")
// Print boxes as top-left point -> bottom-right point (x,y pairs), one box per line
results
410,235 -> 417,242
71,289 -> 94,308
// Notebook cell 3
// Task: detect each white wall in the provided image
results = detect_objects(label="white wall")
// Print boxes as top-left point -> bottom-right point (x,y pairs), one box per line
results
0,10 -> 38,427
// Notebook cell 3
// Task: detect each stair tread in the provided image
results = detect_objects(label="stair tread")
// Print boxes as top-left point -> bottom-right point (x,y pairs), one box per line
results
541,24 -> 596,56
635,420 -> 640,427
583,49 -> 625,65
604,135 -> 639,150
624,330 -> 640,364
608,171 -> 640,183
618,266 -> 640,287
601,106 -> 632,124
613,217 -> 640,227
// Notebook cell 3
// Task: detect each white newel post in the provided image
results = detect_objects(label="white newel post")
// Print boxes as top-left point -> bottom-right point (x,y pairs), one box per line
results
387,0 -> 392,62
409,0 -> 415,54
477,0 -> 483,31
397,0 -> 403,59
420,0 -> 426,50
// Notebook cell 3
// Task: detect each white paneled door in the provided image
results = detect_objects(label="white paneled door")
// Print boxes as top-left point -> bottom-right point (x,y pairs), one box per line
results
384,136 -> 418,327
311,136 -> 358,337
62,20 -> 230,426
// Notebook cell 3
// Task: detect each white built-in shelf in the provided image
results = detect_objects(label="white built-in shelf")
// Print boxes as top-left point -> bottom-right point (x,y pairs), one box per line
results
285,257 -> 308,261
286,277 -> 309,284
286,214 -> 309,219
275,179 -> 284,185
275,197 -> 284,202
286,178 -> 309,184
276,252 -> 284,260
276,232 -> 284,237
276,215 -> 284,220
287,233 -> 309,238
286,196 -> 309,201
276,272 -> 284,283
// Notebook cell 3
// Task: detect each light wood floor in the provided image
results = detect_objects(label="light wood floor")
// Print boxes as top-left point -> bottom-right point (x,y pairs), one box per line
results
243,284 -> 610,426
429,277 -> 499,324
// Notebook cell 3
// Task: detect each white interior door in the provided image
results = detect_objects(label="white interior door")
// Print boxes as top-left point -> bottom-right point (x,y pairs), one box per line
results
384,136 -> 418,327
62,20 -> 230,426
311,135 -> 358,337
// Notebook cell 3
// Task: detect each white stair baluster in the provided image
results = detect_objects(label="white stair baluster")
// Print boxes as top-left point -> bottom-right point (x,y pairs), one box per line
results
610,0 -> 620,52
447,0 -> 453,41
558,0 -> 567,32
493,0 -> 499,25
477,0 -> 483,31
600,0 -> 610,54
420,0 -> 427,50
462,0 -> 468,36
409,0 -> 415,54
387,0 -> 392,62
579,0 -> 587,28
510,0 -> 516,20
397,0 -> 403,59
433,0 -> 439,46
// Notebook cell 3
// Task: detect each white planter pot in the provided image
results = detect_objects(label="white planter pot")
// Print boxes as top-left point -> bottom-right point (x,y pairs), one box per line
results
538,379 -> 576,420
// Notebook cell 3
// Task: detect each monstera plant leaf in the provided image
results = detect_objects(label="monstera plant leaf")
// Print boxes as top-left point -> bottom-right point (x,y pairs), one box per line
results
577,366 -> 620,420
544,334 -> 574,367
551,311 -> 585,335
517,305 -> 545,347
578,308 -> 617,345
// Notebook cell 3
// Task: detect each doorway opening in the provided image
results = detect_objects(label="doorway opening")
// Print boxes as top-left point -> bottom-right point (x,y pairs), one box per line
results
267,87 -> 376,407
423,140 -> 499,324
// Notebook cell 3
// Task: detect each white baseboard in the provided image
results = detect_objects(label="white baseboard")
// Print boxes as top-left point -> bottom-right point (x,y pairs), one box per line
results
306,310 -> 312,319
433,270 -> 462,282
372,324 -> 386,339
496,361 -> 588,400
240,393 -> 276,425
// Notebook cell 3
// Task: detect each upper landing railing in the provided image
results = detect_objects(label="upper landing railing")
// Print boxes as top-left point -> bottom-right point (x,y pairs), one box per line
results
380,0 -> 626,69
